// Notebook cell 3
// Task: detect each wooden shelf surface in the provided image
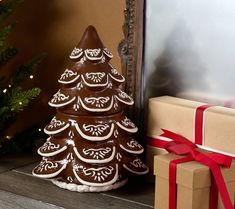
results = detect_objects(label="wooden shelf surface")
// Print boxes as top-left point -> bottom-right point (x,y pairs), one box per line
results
0,154 -> 154,209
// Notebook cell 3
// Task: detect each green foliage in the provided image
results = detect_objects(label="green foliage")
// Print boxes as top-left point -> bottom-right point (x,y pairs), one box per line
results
0,23 -> 18,66
9,53 -> 47,86
0,0 -> 22,65
0,0 -> 23,22
0,87 -> 41,121
0,46 -> 18,65
0,22 -> 16,49
0,0 -> 46,155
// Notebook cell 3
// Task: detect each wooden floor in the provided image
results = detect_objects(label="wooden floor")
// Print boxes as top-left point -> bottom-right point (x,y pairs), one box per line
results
0,154 -> 154,209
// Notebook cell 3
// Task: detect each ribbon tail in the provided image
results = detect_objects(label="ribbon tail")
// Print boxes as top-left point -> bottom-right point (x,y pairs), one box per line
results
210,165 -> 234,209
195,153 -> 234,209
209,177 -> 218,209
207,152 -> 232,168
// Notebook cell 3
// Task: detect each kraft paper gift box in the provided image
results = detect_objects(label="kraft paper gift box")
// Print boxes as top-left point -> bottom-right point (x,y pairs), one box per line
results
146,96 -> 235,174
148,96 -> 235,155
154,153 -> 235,209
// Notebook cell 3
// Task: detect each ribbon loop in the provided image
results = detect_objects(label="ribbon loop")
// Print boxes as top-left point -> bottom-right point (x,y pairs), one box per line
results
165,141 -> 194,155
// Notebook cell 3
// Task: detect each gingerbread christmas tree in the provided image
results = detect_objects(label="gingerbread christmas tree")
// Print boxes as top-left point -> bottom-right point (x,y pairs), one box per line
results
32,26 -> 148,192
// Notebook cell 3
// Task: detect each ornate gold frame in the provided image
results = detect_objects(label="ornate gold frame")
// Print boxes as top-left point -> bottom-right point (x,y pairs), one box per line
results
118,0 -> 144,126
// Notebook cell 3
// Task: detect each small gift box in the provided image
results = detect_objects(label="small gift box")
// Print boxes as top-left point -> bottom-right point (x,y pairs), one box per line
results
154,153 -> 235,209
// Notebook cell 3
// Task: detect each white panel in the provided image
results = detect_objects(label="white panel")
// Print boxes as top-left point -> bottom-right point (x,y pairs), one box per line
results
145,0 -> 235,102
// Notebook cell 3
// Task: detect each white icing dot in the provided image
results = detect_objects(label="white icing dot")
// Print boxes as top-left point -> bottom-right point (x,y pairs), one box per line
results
30,75 -> 34,79
3,89 -> 7,93
19,102 -> 22,105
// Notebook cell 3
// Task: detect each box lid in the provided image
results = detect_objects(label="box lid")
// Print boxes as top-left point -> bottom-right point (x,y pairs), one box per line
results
149,96 -> 235,116
148,96 -> 235,156
154,153 -> 235,189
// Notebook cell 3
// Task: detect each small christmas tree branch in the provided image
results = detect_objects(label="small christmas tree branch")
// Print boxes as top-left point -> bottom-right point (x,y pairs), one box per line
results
0,0 -> 23,22
0,46 -> 18,65
9,53 -> 47,86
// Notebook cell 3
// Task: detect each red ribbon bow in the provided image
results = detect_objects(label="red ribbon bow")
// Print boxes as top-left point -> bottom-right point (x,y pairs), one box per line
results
160,129 -> 233,209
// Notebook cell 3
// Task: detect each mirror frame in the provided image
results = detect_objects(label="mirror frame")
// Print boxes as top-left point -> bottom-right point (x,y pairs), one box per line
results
118,0 -> 145,126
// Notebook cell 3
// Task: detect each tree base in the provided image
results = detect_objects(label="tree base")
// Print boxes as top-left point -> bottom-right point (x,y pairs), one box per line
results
51,178 -> 128,192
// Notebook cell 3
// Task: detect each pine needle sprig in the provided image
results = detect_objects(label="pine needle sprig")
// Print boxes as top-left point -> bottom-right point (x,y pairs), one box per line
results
9,53 -> 47,86
0,22 -> 16,41
0,0 -> 23,23
0,86 -> 41,121
0,46 -> 18,65
10,86 -> 41,110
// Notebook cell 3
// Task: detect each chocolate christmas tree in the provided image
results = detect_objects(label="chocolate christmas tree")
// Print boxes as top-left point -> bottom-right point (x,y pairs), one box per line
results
32,26 -> 148,192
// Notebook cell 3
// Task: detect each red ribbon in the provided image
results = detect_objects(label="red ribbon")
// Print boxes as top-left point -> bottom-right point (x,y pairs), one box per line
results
160,129 -> 233,209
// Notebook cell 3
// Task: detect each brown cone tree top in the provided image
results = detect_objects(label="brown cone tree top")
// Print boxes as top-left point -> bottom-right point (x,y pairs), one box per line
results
76,26 -> 105,49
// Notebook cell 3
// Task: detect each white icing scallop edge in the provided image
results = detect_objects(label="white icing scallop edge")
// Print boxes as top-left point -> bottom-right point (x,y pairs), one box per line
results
81,75 -> 108,87
44,123 -> 70,135
48,96 -> 76,107
116,122 -> 138,133
69,51 -> 83,59
58,74 -> 80,84
73,164 -> 119,187
108,73 -> 125,83
119,144 -> 144,154
84,50 -> 103,61
74,123 -> 114,141
38,146 -> 68,157
103,48 -> 113,58
79,96 -> 114,112
51,178 -> 128,193
32,163 -> 67,179
115,95 -> 134,105
123,164 -> 149,175
73,146 -> 116,164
